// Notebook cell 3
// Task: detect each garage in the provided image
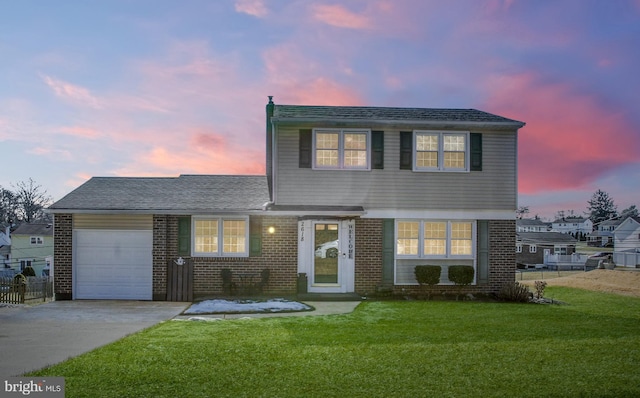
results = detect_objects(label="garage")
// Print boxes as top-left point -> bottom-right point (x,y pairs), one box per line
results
73,215 -> 153,300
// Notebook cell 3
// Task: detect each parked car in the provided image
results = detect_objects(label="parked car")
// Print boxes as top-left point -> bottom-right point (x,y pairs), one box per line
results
315,240 -> 339,258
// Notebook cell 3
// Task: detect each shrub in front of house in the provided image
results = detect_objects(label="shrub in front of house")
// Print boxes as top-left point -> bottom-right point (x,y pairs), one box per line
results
448,265 -> 474,286
448,265 -> 474,300
497,281 -> 532,303
414,265 -> 441,300
21,266 -> 36,277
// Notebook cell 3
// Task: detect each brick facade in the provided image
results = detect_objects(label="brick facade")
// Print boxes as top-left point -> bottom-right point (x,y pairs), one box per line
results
55,213 -> 514,300
154,215 -> 299,299
354,218 -> 383,295
52,213 -> 73,300
487,219 -> 517,293
377,219 -> 516,297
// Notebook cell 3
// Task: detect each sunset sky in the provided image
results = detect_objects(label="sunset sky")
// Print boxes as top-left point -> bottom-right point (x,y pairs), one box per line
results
1,0 -> 638,220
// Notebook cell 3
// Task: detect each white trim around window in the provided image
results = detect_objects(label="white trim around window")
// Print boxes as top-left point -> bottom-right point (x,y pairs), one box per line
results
312,128 -> 371,170
192,216 -> 249,257
395,220 -> 476,259
413,130 -> 470,172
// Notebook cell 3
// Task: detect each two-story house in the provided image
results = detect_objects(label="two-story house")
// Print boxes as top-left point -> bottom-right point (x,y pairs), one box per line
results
551,217 -> 592,239
1,226 -> 11,271
48,98 -> 525,300
613,216 -> 640,267
517,219 -> 550,233
9,223 -> 54,276
588,219 -> 622,247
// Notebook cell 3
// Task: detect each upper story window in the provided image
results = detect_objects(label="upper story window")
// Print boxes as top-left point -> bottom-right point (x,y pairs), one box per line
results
30,236 -> 44,245
396,220 -> 475,258
313,129 -> 371,170
414,131 -> 469,171
400,131 -> 481,172
193,216 -> 249,257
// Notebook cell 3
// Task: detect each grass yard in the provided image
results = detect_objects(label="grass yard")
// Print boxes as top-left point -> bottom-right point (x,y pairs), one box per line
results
30,287 -> 640,397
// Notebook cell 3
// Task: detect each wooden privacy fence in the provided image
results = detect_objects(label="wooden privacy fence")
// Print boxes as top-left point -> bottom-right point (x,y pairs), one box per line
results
166,258 -> 193,302
1,275 -> 53,304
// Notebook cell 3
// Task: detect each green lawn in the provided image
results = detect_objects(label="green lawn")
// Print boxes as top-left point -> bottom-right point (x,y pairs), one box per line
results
30,287 -> 640,397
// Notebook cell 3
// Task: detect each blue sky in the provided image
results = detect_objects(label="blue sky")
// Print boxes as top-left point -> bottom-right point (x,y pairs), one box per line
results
1,0 -> 639,220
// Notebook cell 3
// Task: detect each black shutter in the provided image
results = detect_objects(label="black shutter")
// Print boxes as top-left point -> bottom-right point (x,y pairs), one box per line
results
400,131 -> 413,170
382,219 -> 395,286
477,220 -> 489,284
249,216 -> 262,257
177,216 -> 191,257
299,129 -> 312,168
470,133 -> 482,171
372,131 -> 384,169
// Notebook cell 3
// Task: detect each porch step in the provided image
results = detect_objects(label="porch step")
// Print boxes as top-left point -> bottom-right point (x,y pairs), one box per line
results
296,292 -> 362,301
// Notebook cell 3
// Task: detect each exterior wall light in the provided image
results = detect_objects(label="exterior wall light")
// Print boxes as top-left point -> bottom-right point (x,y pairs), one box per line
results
267,226 -> 276,234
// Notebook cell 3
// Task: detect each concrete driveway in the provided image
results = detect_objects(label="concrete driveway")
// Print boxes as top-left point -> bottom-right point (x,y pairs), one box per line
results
0,300 -> 189,377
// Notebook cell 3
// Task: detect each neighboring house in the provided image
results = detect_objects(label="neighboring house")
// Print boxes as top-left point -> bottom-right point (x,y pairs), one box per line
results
516,218 -> 550,233
0,226 -> 11,270
551,217 -> 592,238
516,232 -> 577,268
48,98 -> 525,300
10,223 -> 54,277
613,217 -> 640,267
588,219 -> 622,247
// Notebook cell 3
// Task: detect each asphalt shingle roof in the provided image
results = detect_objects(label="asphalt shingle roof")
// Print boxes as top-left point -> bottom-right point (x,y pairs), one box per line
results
272,105 -> 525,127
48,175 -> 269,214
12,223 -> 53,236
516,232 -> 578,244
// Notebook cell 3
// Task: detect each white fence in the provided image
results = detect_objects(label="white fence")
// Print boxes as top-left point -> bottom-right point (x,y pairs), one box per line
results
544,253 -> 589,266
613,251 -> 640,268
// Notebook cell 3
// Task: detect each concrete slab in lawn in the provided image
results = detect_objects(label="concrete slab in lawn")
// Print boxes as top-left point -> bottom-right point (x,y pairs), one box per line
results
0,300 -> 189,377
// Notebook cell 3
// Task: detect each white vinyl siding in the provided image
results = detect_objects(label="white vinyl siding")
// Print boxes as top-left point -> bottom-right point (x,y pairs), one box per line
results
73,214 -> 153,229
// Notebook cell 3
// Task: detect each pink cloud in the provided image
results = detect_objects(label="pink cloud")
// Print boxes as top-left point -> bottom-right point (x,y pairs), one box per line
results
114,126 -> 265,177
191,132 -> 226,150
235,0 -> 268,18
41,75 -> 102,109
311,4 -> 371,30
56,126 -> 102,139
119,145 -> 264,177
27,146 -> 72,161
481,72 -> 639,195
263,45 -> 363,106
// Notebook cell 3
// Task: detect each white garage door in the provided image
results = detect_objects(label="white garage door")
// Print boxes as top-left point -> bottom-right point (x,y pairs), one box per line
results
74,229 -> 153,300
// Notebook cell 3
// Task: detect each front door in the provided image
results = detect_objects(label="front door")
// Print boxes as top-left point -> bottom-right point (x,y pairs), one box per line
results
298,219 -> 355,293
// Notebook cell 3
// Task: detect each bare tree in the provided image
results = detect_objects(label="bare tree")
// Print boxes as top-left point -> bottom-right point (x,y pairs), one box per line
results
13,179 -> 53,223
516,206 -> 530,219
